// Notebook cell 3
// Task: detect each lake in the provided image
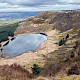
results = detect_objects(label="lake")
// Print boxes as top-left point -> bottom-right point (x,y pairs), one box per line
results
2,34 -> 47,58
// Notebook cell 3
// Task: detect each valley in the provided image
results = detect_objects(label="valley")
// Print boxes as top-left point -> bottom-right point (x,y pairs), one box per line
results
0,10 -> 80,80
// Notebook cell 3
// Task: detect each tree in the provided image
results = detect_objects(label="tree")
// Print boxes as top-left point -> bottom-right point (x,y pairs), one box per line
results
59,39 -> 63,46
59,38 -> 65,46
31,64 -> 41,75
66,34 -> 69,40
63,38 -> 66,45
0,43 -> 1,47
59,34 -> 69,46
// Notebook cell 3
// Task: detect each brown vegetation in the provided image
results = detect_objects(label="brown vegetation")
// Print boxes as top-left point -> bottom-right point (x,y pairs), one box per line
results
0,10 -> 80,80
0,63 -> 32,80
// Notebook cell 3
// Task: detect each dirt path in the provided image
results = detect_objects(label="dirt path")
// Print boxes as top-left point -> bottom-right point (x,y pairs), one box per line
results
0,29 -> 59,70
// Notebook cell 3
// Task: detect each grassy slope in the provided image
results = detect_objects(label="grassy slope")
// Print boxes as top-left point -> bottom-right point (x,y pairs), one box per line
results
0,28 -> 80,80
0,19 -> 20,27
0,10 -> 80,80
15,10 -> 80,35
0,23 -> 18,32
42,28 -> 80,80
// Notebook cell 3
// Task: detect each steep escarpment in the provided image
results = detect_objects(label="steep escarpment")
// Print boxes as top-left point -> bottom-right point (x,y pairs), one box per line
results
15,10 -> 80,35
35,10 -> 80,31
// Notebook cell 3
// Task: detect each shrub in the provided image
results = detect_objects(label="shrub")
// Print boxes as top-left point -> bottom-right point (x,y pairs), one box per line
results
8,31 -> 14,37
75,41 -> 78,46
67,64 -> 79,76
63,38 -> 66,44
58,34 -> 69,46
59,38 -> 65,46
78,32 -> 80,37
31,64 -> 41,75
70,51 -> 75,58
0,43 -> 1,47
59,39 -> 63,46
66,34 -> 69,40
63,56 -> 70,62
73,41 -> 79,49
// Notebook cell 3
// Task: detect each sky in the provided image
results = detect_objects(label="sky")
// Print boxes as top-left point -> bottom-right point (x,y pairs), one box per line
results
0,0 -> 80,12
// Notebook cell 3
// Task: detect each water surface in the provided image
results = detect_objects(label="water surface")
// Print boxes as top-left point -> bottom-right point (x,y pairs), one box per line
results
2,34 -> 47,58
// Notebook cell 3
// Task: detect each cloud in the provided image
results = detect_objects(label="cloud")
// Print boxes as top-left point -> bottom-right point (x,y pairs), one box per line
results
59,0 -> 80,3
0,0 -> 80,12
0,2 -> 18,8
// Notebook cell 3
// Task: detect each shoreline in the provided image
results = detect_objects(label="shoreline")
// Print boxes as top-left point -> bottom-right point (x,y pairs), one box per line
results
0,29 -> 59,69
1,32 -> 48,58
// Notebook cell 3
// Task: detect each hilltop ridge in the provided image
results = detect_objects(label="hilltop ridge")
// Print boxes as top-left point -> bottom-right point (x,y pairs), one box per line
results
15,10 -> 80,35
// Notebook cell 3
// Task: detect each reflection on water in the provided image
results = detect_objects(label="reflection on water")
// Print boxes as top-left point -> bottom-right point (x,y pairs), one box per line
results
2,34 -> 47,58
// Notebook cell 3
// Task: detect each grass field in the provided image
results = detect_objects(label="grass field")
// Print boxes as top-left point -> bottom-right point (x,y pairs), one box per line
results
0,19 -> 21,27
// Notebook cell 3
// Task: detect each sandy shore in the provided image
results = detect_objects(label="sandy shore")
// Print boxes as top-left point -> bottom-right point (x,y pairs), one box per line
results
0,29 -> 59,70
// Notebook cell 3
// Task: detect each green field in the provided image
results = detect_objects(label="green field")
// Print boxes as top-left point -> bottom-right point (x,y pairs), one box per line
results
0,19 -> 21,27
0,19 -> 20,43
0,23 -> 18,32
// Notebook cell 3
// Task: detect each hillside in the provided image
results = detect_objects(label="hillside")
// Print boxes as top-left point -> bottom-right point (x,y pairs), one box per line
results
0,10 -> 80,80
15,10 -> 80,35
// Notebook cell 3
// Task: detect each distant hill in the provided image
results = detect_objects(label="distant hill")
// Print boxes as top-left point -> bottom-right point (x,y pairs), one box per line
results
0,12 -> 40,19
